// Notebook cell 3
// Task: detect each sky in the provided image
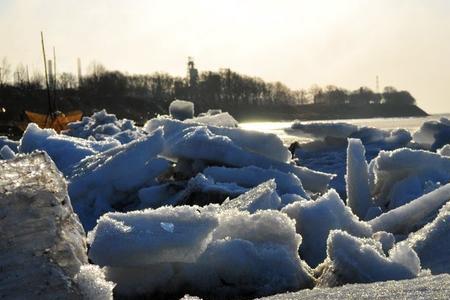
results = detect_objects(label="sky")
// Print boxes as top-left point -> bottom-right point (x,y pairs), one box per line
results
1,0 -> 449,113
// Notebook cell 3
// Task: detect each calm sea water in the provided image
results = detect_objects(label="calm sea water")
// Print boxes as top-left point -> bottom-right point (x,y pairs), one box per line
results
240,114 -> 450,145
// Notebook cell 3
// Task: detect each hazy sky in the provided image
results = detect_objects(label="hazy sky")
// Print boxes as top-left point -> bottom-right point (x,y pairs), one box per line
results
1,0 -> 449,113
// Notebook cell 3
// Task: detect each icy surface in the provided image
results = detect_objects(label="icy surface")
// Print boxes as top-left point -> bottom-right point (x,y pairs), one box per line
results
0,145 -> 15,159
74,265 -> 115,300
317,230 -> 420,286
187,112 -> 238,127
89,207 -> 314,299
159,125 -> 332,192
0,135 -> 19,152
204,165 -> 309,198
406,201 -> 450,274
182,209 -> 314,298
144,116 -> 291,163
288,121 -> 358,139
413,117 -> 450,150
169,99 -> 195,120
0,153 -> 89,299
437,144 -> 450,156
346,139 -> 372,219
63,109 -> 145,143
68,129 -> 170,230
282,190 -> 372,267
260,274 -> 450,300
220,180 -> 281,213
369,182 -> 450,234
369,148 -> 450,209
88,206 -> 219,266
19,123 -> 120,174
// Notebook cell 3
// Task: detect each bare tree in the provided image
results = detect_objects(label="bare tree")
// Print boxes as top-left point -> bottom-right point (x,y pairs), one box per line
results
0,57 -> 11,86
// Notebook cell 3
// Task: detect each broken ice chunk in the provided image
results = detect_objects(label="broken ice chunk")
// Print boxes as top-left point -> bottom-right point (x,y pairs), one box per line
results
220,180 -> 281,213
88,205 -> 219,267
282,189 -> 372,267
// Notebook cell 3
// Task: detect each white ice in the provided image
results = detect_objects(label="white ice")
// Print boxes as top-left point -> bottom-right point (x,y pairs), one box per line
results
19,123 -> 120,174
68,129 -> 170,230
88,205 -> 219,266
144,115 -> 291,163
220,180 -> 281,213
369,182 -> 450,234
157,125 -> 333,192
369,148 -> 450,209
169,99 -> 195,121
282,189 -> 372,267
187,112 -> 238,127
0,145 -> 16,160
346,138 -> 372,219
405,201 -> 450,274
203,165 -> 309,199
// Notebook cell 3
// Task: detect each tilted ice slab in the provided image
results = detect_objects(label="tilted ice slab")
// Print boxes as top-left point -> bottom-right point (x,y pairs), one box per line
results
316,230 -> 420,287
0,135 -> 19,152
88,205 -> 219,267
413,117 -> 450,150
405,201 -> 450,274
204,165 -> 309,199
186,112 -> 238,128
437,144 -> 450,156
64,109 -> 145,144
346,138 -> 372,219
91,207 -> 314,299
282,189 -> 372,267
68,129 -> 171,230
158,125 -> 333,192
0,145 -> 16,159
260,274 -> 450,300
19,123 -> 120,174
0,152 -> 113,299
139,173 -> 248,209
220,180 -> 281,213
369,148 -> 450,209
181,209 -> 315,298
369,182 -> 450,234
144,115 -> 291,163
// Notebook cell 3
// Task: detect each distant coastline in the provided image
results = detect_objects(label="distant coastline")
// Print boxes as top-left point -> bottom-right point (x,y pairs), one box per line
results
228,103 -> 428,122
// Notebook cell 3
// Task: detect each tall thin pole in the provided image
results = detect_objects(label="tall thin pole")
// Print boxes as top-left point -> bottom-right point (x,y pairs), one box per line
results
41,31 -> 53,117
52,46 -> 58,110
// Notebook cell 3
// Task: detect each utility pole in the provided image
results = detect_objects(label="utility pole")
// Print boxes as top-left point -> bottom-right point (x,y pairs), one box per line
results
77,57 -> 82,87
376,75 -> 380,94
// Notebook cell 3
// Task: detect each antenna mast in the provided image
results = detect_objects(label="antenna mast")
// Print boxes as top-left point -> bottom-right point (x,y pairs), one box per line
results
41,31 -> 53,115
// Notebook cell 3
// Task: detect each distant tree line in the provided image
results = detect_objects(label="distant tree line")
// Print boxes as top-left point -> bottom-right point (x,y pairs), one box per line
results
0,57 -> 416,113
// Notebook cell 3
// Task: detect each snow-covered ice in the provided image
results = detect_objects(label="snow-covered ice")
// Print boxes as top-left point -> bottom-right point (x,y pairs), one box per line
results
369,182 -> 450,234
169,99 -> 195,120
260,274 -> 450,300
369,148 -> 450,209
68,129 -> 171,230
405,201 -> 450,274
412,117 -> 450,150
204,165 -> 309,198
0,145 -> 15,159
19,123 -> 120,174
316,230 -> 420,286
187,112 -> 238,127
63,109 -> 145,144
282,189 -> 372,267
144,115 -> 291,163
220,180 -> 281,213
88,205 -> 219,266
346,138 -> 372,219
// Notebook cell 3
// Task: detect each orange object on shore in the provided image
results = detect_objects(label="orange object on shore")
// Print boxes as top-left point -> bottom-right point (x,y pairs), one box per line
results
21,110 -> 83,133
